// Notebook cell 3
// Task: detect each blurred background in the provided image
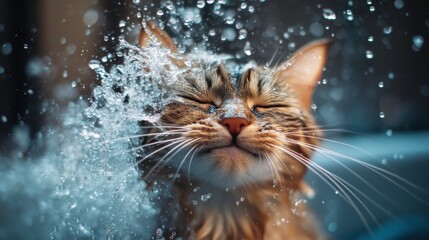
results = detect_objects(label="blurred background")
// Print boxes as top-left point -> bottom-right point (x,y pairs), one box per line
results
1,0 -> 428,239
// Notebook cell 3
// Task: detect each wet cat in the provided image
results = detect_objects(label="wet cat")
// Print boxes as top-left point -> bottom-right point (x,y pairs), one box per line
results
138,22 -> 330,240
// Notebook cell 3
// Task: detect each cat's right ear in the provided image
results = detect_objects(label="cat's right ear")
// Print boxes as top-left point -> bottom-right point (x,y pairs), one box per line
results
139,21 -> 178,53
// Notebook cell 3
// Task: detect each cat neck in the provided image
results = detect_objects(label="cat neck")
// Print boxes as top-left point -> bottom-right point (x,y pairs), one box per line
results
175,180 -> 318,240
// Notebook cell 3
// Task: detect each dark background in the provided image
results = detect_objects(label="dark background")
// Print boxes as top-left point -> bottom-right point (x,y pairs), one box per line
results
1,0 -> 429,239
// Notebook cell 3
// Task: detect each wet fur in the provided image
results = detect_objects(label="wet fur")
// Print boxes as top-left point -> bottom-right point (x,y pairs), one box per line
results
138,22 -> 330,240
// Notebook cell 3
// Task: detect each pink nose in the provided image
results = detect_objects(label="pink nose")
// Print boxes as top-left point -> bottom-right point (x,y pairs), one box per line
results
221,118 -> 250,135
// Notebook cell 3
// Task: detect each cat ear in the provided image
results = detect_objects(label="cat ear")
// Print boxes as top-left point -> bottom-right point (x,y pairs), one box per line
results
139,21 -> 178,53
275,40 -> 331,109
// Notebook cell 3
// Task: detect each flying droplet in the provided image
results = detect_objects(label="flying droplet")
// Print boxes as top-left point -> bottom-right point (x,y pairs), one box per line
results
366,50 -> 374,59
412,35 -> 424,51
323,9 -> 336,20
244,41 -> 252,56
378,82 -> 384,88
379,112 -> 385,118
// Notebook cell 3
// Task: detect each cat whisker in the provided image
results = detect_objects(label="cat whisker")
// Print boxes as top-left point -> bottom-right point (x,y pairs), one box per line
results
187,145 -> 204,184
270,144 -> 377,237
111,137 -> 186,159
104,130 -> 186,144
289,138 -> 429,201
263,151 -> 283,189
143,138 -> 201,182
173,144 -> 201,183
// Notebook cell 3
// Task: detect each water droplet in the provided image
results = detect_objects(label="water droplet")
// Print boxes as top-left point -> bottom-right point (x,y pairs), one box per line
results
343,9 -> 354,21
1,42 -> 13,56
192,200 -> 198,205
328,222 -> 337,232
379,112 -> 385,118
248,5 -> 255,13
369,6 -> 375,12
323,9 -> 336,20
238,29 -> 247,40
240,2 -> 247,9
244,41 -> 252,56
1,115 -> 7,123
386,129 -> 393,136
132,0 -> 140,4
334,190 -> 339,194
311,103 -> 317,111
88,60 -> 101,69
118,20 -> 126,28
207,0 -> 215,4
71,81 -> 77,88
381,158 -> 388,165
365,50 -> 374,59
62,70 -> 68,78
23,44 -> 29,49
222,28 -> 236,41
240,196 -> 245,202
283,32 -> 290,39
157,10 -> 164,16
200,193 -> 211,201
412,35 -> 424,51
196,0 -> 205,8
83,9 -> 99,26
236,201 -> 240,205
378,82 -> 384,88
368,36 -> 374,42
309,22 -> 324,37
394,0 -> 404,9
383,26 -> 393,35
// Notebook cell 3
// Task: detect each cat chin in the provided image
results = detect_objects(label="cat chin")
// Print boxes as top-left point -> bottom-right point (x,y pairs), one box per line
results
173,147 -> 275,189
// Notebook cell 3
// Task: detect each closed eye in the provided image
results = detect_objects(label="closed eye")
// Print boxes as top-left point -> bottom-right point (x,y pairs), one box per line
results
179,95 -> 213,105
253,104 -> 290,109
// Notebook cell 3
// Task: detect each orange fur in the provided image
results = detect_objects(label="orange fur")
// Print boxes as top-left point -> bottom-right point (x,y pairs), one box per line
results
139,22 -> 330,240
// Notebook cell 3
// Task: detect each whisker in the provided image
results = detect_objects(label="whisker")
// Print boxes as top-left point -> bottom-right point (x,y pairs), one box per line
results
173,144 -> 200,182
270,144 -> 376,236
143,138 -> 200,181
110,137 -> 186,159
187,145 -> 204,184
105,131 -> 186,144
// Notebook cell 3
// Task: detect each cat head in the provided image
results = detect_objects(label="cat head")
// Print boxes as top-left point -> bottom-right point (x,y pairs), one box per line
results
140,22 -> 330,189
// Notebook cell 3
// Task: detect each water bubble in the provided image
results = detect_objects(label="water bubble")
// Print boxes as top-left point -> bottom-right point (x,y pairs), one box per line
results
394,0 -> 404,9
196,0 -> 205,8
365,50 -> 374,59
378,82 -> 384,88
309,22 -> 324,37
1,42 -> 12,56
412,35 -> 424,51
368,36 -> 374,42
379,112 -> 385,118
83,9 -> 99,26
88,60 -> 101,70
222,28 -> 236,41
343,9 -> 354,21
118,20 -> 126,28
244,41 -> 252,56
386,129 -> 393,136
248,5 -> 255,13
323,9 -> 336,20
238,29 -> 247,40
383,26 -> 393,35
288,42 -> 296,50
283,32 -> 290,39
71,81 -> 77,88
200,193 -> 211,201
157,10 -> 164,16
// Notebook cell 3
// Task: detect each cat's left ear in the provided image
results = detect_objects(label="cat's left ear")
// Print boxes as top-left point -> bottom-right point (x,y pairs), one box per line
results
275,40 -> 331,109
139,21 -> 178,52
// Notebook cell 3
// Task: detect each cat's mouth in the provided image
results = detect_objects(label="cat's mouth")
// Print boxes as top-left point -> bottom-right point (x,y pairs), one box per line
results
202,144 -> 258,158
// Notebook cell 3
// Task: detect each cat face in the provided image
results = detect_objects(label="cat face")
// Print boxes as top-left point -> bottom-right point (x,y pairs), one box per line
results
140,22 -> 330,189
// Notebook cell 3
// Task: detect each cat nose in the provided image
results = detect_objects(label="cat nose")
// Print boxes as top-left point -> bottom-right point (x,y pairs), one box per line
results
221,118 -> 250,136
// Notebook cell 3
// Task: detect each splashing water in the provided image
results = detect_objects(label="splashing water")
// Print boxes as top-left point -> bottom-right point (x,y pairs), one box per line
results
0,34 -> 188,238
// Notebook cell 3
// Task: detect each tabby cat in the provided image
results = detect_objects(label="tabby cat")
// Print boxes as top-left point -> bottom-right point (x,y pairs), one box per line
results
138,22 -> 330,240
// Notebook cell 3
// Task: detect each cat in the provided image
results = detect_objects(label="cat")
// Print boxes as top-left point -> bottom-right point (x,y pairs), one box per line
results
138,22 -> 330,240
